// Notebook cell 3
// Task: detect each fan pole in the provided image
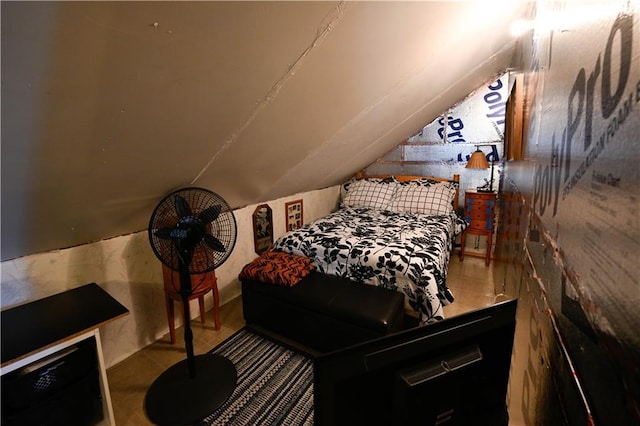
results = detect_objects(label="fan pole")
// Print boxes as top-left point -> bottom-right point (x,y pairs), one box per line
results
178,249 -> 197,378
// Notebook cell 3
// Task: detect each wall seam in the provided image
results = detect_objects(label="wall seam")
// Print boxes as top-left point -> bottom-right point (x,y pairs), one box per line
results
190,1 -> 348,185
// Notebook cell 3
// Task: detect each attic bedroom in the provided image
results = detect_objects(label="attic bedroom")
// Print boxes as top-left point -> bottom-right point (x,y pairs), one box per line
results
2,1 -> 639,426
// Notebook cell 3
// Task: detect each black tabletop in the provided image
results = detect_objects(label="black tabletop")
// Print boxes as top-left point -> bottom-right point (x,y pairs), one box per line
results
1,283 -> 129,366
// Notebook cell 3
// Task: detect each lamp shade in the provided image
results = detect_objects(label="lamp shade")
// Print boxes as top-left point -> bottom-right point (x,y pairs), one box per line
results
466,150 -> 489,169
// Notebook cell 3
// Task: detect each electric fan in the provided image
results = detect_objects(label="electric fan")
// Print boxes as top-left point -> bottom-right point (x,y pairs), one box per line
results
144,187 -> 238,426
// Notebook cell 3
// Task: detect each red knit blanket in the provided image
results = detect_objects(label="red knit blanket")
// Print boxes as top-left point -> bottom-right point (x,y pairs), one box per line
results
238,251 -> 314,287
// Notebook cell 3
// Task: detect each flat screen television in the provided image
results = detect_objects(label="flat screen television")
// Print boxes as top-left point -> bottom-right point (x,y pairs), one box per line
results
314,298 -> 518,426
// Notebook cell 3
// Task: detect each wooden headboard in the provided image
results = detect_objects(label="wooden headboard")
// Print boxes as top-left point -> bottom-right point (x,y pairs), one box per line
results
354,172 -> 461,212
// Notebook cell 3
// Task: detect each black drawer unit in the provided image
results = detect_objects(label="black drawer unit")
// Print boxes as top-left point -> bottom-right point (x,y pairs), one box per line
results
1,337 -> 104,426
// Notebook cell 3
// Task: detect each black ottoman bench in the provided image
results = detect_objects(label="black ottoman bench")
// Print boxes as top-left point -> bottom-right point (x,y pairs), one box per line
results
241,272 -> 405,353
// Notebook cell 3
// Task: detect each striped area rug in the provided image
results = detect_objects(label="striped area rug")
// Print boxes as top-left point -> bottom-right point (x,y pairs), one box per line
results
197,328 -> 314,425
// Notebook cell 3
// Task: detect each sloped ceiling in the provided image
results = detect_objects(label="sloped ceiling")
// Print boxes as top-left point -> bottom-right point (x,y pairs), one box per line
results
1,1 -> 527,260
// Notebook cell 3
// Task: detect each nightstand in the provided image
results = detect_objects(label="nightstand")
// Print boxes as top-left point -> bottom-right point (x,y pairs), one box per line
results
460,190 -> 497,266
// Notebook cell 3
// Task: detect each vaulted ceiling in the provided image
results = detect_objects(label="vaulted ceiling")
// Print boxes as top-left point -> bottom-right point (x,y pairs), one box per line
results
1,1 -> 527,260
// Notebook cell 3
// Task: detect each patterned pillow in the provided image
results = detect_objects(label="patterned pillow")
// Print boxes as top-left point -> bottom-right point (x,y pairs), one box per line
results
238,251 -> 314,286
341,177 -> 397,199
340,177 -> 357,202
402,178 -> 459,190
342,178 -> 398,210
389,181 -> 455,215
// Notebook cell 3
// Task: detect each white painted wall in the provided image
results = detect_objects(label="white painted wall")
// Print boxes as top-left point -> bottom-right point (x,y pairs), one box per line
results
0,185 -> 341,368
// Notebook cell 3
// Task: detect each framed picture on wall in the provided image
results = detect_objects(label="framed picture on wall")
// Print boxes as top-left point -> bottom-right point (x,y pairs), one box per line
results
252,204 -> 273,255
285,200 -> 303,231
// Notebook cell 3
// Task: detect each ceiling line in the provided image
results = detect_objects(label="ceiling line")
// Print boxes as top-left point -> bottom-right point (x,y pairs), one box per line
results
190,1 -> 348,185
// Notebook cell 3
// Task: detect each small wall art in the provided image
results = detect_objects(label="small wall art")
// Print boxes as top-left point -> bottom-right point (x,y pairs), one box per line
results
285,199 -> 303,231
252,204 -> 273,254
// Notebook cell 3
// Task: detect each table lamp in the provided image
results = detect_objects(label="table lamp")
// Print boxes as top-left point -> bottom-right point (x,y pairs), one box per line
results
465,146 -> 494,192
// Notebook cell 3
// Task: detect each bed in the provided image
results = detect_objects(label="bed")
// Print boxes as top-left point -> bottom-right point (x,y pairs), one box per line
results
271,173 -> 467,323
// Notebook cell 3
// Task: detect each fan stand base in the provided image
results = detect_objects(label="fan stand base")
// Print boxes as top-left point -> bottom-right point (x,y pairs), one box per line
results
144,354 -> 237,425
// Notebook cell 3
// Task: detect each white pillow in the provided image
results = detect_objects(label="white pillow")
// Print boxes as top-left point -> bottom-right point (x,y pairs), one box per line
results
342,179 -> 398,210
389,182 -> 455,215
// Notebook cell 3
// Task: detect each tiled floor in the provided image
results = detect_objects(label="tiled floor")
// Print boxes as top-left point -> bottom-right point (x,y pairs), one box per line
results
443,254 -> 500,318
106,256 -> 498,425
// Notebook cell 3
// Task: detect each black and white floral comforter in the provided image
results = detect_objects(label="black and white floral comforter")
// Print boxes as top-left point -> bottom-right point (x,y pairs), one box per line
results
271,207 -> 467,323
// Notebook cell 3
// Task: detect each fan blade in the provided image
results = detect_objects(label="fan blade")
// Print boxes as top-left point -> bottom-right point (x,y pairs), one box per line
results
175,194 -> 192,218
155,227 -> 188,240
198,205 -> 222,224
204,234 -> 226,252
